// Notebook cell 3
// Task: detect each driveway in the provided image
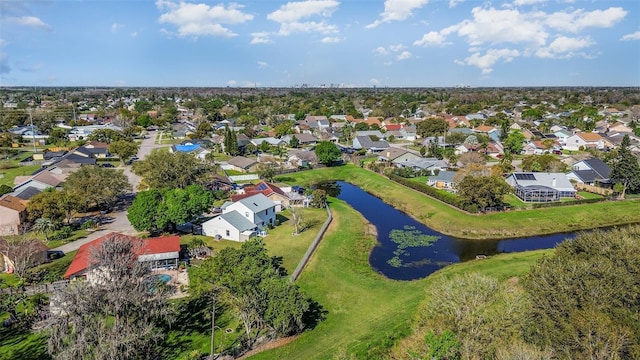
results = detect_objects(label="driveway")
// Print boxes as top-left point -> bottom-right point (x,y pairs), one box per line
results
52,132 -> 170,254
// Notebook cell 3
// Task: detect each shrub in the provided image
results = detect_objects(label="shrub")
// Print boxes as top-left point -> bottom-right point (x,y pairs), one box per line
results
0,159 -> 17,169
51,226 -> 73,241
81,219 -> 98,229
387,173 -> 477,213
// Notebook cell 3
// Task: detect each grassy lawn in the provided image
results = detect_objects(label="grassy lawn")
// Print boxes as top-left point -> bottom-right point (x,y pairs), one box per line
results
0,165 -> 41,187
407,175 -> 429,184
0,327 -> 50,360
577,191 -> 604,200
250,199 -> 552,360
274,165 -> 640,239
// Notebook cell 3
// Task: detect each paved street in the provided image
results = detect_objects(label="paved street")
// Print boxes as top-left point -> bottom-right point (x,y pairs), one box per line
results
52,132 -> 169,254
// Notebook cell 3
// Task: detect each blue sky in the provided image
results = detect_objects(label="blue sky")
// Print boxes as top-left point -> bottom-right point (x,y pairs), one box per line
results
1,0 -> 639,87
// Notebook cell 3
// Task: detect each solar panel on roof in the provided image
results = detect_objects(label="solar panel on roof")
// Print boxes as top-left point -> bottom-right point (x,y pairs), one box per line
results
514,173 -> 536,181
256,183 -> 268,190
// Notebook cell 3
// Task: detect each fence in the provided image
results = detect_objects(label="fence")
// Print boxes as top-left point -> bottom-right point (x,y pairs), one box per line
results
0,280 -> 69,296
290,204 -> 332,282
575,183 -> 613,196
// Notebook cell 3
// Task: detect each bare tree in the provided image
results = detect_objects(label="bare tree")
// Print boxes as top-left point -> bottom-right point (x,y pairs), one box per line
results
45,234 -> 174,360
290,206 -> 304,235
0,236 -> 48,278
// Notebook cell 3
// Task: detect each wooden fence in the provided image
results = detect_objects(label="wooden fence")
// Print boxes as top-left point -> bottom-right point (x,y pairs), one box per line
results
0,280 -> 69,296
575,183 -> 613,196
290,204 -> 332,282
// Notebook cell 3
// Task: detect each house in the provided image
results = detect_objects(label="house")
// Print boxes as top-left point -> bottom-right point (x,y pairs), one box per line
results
284,133 -> 318,146
0,195 -> 28,235
505,172 -> 576,202
353,136 -> 389,152
231,181 -> 298,210
170,142 -> 210,160
288,149 -> 318,168
566,158 -> 611,186
13,169 -> 65,196
226,156 -> 259,173
0,238 -> 49,273
427,170 -> 458,192
395,158 -> 448,173
201,212 -> 258,242
73,141 -> 110,159
250,137 -> 287,147
564,132 -> 605,151
63,233 -> 181,281
201,193 -> 277,242
378,148 -> 421,163
222,193 -> 276,230
523,141 -> 548,155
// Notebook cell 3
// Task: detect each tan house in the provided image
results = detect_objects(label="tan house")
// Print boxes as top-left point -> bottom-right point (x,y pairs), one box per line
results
0,195 -> 28,235
565,132 -> 605,151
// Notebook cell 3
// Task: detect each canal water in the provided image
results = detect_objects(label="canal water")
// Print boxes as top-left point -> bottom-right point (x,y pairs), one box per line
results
333,181 -> 577,280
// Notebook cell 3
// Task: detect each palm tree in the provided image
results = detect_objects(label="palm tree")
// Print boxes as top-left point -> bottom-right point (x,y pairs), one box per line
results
33,217 -> 57,242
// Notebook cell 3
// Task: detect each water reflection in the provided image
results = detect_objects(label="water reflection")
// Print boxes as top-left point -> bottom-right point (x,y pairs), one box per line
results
331,181 -> 576,280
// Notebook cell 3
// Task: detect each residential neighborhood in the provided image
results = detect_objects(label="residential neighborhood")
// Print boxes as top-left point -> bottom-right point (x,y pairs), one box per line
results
1,86 -> 639,360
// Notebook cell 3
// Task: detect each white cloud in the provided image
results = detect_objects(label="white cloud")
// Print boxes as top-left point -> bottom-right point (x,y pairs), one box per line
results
268,0 -> 339,23
257,61 -> 269,69
251,32 -> 272,44
266,0 -> 340,37
111,23 -> 124,32
621,31 -> 640,41
366,0 -> 429,28
374,46 -> 388,56
7,16 -> 51,31
321,36 -> 341,43
370,78 -> 381,85
397,51 -> 412,60
448,0 -> 463,8
457,7 -> 548,47
535,36 -> 594,59
413,31 -> 450,46
513,0 -> 547,6
226,80 -> 237,86
157,1 -> 253,38
545,7 -> 627,33
130,32 -> 138,37
389,44 -> 405,52
455,48 -> 520,74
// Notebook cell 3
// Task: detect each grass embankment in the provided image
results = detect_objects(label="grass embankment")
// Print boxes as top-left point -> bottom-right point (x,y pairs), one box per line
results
276,165 -> 640,239
250,199 -> 551,360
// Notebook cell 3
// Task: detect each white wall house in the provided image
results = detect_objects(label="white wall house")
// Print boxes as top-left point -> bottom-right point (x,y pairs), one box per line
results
564,132 -> 605,151
223,193 -> 276,230
201,212 -> 257,242
201,193 -> 276,242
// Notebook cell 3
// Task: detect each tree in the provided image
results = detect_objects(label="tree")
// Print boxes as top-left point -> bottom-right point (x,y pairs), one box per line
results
417,118 -> 448,138
27,189 -> 68,223
157,185 -> 214,231
257,162 -> 279,182
86,128 -> 126,144
46,234 -> 173,359
609,134 -> 640,198
458,152 -> 486,168
290,206 -> 304,235
192,121 -> 213,139
315,141 -> 341,166
503,131 -> 526,155
132,151 -> 212,189
108,140 -> 139,164
289,134 -> 300,148
521,154 -> 567,172
0,237 -> 48,279
63,166 -> 131,210
223,126 -> 239,156
524,226 -> 640,359
48,127 -> 69,145
127,189 -> 163,233
457,175 -> 511,212
32,217 -> 57,242
310,189 -> 327,208
191,238 -> 309,350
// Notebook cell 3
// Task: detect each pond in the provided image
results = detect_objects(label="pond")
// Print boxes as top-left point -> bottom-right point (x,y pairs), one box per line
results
332,181 -> 577,280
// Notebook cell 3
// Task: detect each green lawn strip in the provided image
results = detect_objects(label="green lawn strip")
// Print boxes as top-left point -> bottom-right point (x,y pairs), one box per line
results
249,200 -> 428,360
0,327 -> 50,360
0,165 -> 41,187
263,207 -> 326,274
275,165 -> 640,239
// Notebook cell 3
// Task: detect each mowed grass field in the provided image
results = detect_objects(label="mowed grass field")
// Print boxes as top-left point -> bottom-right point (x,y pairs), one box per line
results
250,198 -> 552,360
276,165 -> 640,239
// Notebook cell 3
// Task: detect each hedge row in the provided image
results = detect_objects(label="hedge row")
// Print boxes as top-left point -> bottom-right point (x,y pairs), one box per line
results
387,174 -> 479,213
530,196 -> 607,209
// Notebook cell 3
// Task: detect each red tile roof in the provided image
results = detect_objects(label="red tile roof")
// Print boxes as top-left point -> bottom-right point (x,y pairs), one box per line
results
64,233 -> 180,279
231,181 -> 286,202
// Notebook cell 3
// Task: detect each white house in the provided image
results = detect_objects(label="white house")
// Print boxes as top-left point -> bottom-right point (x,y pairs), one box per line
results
201,193 -> 277,242
223,193 -> 276,229
201,212 -> 258,242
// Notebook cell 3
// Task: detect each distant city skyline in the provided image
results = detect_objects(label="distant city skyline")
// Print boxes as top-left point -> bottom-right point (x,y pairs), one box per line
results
1,0 -> 639,88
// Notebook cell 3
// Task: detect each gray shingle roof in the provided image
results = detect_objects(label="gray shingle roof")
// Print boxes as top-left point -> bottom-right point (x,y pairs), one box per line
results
219,211 -> 258,232
582,158 -> 611,179
236,193 -> 275,213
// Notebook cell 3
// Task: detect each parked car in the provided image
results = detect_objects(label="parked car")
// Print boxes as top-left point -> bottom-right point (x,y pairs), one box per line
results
101,163 -> 115,168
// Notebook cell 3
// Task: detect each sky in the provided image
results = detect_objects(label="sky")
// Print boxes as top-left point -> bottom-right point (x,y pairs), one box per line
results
0,0 -> 639,88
